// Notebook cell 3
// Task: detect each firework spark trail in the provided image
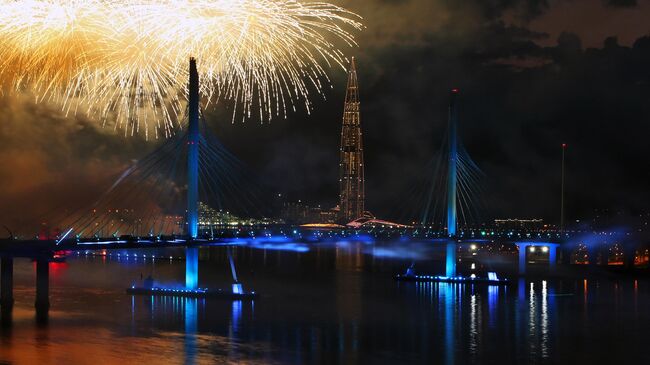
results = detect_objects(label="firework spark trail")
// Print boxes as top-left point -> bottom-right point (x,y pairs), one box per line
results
0,0 -> 362,138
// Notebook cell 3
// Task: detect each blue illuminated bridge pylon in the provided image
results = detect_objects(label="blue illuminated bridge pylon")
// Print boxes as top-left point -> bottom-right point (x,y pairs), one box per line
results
445,88 -> 459,277
415,88 -> 485,277
446,89 -> 459,239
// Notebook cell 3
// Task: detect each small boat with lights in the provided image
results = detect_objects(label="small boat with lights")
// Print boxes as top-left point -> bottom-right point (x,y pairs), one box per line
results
127,276 -> 257,300
126,285 -> 258,300
395,272 -> 509,285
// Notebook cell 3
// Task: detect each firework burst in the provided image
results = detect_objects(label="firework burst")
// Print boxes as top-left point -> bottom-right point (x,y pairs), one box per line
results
0,0 -> 362,138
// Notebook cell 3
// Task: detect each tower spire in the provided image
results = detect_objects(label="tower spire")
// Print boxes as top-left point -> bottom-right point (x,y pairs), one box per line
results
339,57 -> 365,222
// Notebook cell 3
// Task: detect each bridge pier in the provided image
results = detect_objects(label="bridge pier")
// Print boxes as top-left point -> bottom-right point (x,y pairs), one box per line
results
560,245 -> 572,265
1,257 -> 13,326
549,246 -> 557,271
515,243 -> 560,275
186,247 -> 199,290
1,258 -> 14,309
517,244 -> 528,275
35,259 -> 49,323
586,245 -> 600,266
445,242 -> 457,277
623,244 -> 637,269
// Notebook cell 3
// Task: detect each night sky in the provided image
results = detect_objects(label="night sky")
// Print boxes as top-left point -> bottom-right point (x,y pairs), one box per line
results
1,0 -> 649,229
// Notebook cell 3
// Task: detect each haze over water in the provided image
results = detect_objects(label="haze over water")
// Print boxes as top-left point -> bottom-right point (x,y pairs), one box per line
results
0,241 -> 648,364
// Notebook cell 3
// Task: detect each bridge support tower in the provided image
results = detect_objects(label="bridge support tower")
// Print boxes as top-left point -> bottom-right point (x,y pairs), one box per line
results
185,58 -> 200,289
186,247 -> 199,290
445,243 -> 457,278
515,243 -> 559,275
187,58 -> 200,239
445,89 -> 460,277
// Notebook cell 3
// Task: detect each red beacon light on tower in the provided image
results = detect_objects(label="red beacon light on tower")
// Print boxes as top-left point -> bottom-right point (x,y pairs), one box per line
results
451,88 -> 459,93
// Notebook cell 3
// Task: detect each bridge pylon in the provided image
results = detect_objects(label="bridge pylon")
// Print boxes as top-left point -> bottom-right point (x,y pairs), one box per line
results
445,89 -> 460,277
185,58 -> 200,289
187,57 -> 200,239
447,89 -> 459,238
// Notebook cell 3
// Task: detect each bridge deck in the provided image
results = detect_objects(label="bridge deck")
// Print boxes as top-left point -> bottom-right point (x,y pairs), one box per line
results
0,227 -> 578,259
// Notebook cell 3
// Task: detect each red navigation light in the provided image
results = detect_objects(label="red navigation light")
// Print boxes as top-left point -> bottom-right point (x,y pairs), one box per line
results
562,143 -> 567,148
451,88 -> 459,93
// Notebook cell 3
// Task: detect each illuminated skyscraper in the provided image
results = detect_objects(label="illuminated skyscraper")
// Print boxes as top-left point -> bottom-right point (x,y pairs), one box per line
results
338,57 -> 365,222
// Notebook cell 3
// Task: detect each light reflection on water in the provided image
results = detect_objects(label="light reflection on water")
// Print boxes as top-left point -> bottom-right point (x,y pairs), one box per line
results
185,298 -> 198,364
469,291 -> 479,358
441,283 -> 455,365
0,242 -> 648,364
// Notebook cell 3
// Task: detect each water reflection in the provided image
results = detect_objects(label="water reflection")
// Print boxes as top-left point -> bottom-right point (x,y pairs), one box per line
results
487,285 -> 498,328
520,279 -> 556,361
439,283 -> 456,365
528,281 -> 536,359
230,300 -> 242,336
407,278 -> 562,363
469,291 -> 479,360
185,298 -> 197,364
541,281 -> 549,358
0,244 -> 648,364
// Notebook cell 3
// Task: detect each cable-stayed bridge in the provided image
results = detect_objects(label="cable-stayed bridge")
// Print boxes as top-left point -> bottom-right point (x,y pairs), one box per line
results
0,64 -> 642,322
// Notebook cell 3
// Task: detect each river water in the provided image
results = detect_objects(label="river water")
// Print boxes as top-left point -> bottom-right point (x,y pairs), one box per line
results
0,241 -> 648,364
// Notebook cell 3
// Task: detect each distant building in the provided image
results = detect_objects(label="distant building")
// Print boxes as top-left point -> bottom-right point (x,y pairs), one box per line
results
280,201 -> 339,225
339,57 -> 365,222
198,202 -> 279,228
494,218 -> 544,231
199,202 -> 239,226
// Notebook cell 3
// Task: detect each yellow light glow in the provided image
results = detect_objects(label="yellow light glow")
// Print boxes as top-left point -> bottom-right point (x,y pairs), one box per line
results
0,0 -> 362,138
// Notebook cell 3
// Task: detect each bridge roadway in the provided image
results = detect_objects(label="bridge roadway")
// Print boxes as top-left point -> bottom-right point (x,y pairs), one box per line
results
0,226 -> 637,325
0,226 -> 573,258
0,236 -> 234,258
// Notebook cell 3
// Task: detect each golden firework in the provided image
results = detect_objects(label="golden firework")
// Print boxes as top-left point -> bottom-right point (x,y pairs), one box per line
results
0,1 -> 362,137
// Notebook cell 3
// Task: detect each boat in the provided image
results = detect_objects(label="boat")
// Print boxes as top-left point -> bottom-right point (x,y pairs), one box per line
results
395,273 -> 509,285
126,286 -> 258,300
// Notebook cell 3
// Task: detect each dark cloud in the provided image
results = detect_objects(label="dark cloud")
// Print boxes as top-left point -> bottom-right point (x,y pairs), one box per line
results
605,0 -> 637,7
0,95 -> 156,233
464,0 -> 550,20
